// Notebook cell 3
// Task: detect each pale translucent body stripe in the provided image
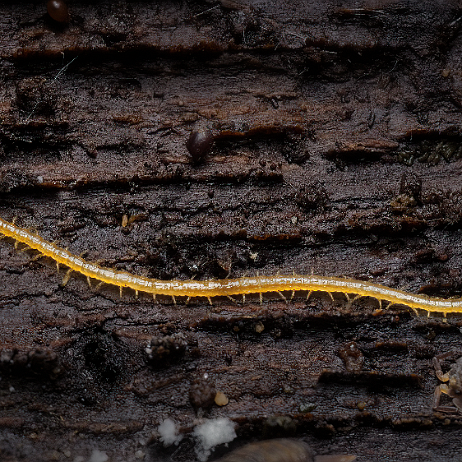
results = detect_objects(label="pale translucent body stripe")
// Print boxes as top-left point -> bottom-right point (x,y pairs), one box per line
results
1,216 -> 461,314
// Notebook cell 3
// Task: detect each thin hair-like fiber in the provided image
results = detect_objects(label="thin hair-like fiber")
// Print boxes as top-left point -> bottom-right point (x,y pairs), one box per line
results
1,216 -> 461,316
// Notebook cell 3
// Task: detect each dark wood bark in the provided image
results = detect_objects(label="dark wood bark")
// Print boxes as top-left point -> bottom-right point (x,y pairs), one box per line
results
1,1 -> 462,461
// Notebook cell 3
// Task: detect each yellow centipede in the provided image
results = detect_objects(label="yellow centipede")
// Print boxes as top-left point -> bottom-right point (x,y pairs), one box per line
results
1,216 -> 461,315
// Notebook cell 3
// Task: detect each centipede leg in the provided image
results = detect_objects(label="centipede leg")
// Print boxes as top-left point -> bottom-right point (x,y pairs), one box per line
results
18,243 -> 29,253
306,290 -> 312,301
135,290 -> 139,299
86,276 -> 92,288
277,291 -> 287,303
185,297 -> 190,305
410,307 -> 419,316
62,269 -> 72,286
172,295 -> 176,305
327,292 -> 335,302
30,252 -> 44,262
120,286 -> 123,298
207,296 -> 212,305
242,294 -> 246,303
227,295 -> 237,304
344,293 -> 352,309
259,292 -> 263,305
346,294 -> 362,310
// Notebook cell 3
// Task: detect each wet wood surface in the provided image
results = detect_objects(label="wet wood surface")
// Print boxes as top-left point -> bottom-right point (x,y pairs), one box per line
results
1,1 -> 462,461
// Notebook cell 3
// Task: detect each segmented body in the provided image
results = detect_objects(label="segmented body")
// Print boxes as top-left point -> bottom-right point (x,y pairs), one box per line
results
1,216 -> 462,315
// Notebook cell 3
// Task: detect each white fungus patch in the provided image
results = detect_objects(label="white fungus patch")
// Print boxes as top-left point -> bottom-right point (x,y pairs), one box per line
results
158,418 -> 183,446
193,418 -> 236,461
87,450 -> 109,462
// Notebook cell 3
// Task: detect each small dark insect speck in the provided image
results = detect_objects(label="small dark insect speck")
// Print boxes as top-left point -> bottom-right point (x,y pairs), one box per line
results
47,0 -> 70,23
186,129 -> 214,163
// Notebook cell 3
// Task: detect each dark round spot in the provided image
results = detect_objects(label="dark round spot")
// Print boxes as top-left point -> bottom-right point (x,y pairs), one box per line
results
82,333 -> 125,383
186,129 -> 214,163
189,373 -> 216,412
47,0 -> 69,23
145,333 -> 187,368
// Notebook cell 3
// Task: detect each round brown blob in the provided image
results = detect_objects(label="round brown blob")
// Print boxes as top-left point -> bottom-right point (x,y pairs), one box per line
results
186,129 -> 214,162
47,0 -> 70,23
189,373 -> 216,412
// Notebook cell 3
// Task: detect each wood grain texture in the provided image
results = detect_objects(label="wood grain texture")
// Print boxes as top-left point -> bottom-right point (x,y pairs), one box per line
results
1,1 -> 462,461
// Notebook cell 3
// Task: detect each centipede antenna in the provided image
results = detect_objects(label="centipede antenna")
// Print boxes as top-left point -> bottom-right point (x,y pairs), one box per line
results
62,269 -> 72,286
86,276 -> 92,288
306,290 -> 312,301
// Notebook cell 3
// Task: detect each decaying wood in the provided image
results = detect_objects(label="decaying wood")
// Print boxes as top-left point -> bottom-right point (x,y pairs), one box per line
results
1,1 -> 462,461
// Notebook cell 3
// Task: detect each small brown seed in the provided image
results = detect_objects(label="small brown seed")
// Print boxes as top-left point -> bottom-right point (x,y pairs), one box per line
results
47,0 -> 70,23
186,129 -> 214,162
